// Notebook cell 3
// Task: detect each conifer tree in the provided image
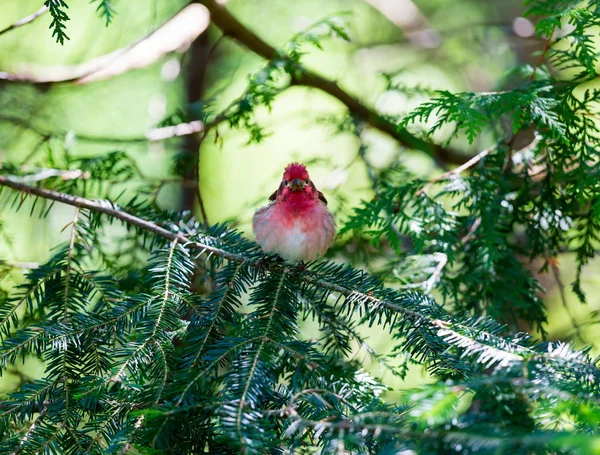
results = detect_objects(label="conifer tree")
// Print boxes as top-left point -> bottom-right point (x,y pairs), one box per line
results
0,0 -> 599,454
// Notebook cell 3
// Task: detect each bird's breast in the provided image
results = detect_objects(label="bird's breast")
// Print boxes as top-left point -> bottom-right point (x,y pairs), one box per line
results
252,201 -> 336,262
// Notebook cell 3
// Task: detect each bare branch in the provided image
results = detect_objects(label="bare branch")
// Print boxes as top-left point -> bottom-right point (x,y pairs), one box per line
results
145,121 -> 204,142
6,168 -> 91,183
0,113 -> 203,144
417,146 -> 495,196
0,6 -> 48,38
0,5 -> 209,85
418,136 -> 542,196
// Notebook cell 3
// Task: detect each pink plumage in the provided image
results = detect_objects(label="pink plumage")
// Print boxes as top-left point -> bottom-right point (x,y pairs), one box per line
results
252,163 -> 336,262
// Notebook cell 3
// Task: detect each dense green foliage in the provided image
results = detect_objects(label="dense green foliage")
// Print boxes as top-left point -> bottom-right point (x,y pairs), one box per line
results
0,0 -> 599,454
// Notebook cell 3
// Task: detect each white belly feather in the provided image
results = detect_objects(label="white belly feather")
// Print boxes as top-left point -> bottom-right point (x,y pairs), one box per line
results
252,203 -> 335,262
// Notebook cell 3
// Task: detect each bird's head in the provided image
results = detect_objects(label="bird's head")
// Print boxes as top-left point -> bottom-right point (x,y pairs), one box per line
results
268,162 -> 328,207
282,162 -> 311,193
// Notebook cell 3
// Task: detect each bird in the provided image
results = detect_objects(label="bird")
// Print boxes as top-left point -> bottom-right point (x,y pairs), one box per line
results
252,162 -> 336,263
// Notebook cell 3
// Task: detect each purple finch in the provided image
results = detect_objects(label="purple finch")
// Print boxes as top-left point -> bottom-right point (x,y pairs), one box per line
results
252,163 -> 336,262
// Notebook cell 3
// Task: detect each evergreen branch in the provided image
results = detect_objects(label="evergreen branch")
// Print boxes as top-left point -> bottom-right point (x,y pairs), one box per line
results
0,6 -> 49,37
1,176 -> 596,378
83,407 -> 121,453
234,271 -> 287,449
10,400 -> 50,455
0,380 -> 57,420
0,330 -> 46,367
188,262 -> 246,367
44,0 -> 70,44
62,208 -> 79,322
282,409 -> 600,452
0,175 -> 189,252
198,0 -> 468,165
110,341 -> 150,383
0,272 -> 56,337
151,240 -> 179,339
177,337 -> 264,406
91,0 -> 115,25
153,342 -> 169,405
59,297 -> 160,347
109,245 -> 187,387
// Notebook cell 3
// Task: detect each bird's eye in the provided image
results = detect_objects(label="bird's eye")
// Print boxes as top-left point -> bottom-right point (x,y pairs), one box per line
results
304,179 -> 309,184
284,180 -> 288,185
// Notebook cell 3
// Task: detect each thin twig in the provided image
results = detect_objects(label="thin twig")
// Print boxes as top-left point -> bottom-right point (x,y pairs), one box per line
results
424,252 -> 448,294
459,217 -> 481,245
63,208 -> 80,321
547,257 -> 586,344
0,261 -> 40,270
530,36 -> 552,81
145,121 -> 204,141
417,146 -> 494,196
418,136 -> 542,196
9,168 -> 90,183
0,6 -> 48,38
11,400 -> 50,455
0,113 -> 204,145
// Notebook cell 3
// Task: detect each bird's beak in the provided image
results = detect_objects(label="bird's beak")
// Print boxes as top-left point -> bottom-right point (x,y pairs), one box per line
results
289,178 -> 304,192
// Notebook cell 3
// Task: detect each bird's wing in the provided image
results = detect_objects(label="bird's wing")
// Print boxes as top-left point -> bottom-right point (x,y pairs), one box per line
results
318,190 -> 328,205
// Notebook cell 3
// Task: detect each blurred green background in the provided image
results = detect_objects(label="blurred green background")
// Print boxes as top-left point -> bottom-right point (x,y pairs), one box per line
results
0,0 -> 598,394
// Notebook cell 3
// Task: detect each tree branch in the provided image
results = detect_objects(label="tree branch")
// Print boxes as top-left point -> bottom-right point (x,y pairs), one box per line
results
0,175 -> 442,322
417,146 -> 495,196
199,0 -> 468,165
0,6 -> 48,38
0,4 -> 209,85
0,175 -> 542,366
0,113 -> 204,144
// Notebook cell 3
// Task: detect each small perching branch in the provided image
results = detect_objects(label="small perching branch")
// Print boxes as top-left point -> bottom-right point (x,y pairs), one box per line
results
0,177 -> 454,326
198,0 -> 468,165
530,35 -> 553,81
0,175 -> 181,244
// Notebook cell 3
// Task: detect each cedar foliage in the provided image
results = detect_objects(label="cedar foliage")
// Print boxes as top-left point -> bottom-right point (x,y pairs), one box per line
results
1,0 -> 600,454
